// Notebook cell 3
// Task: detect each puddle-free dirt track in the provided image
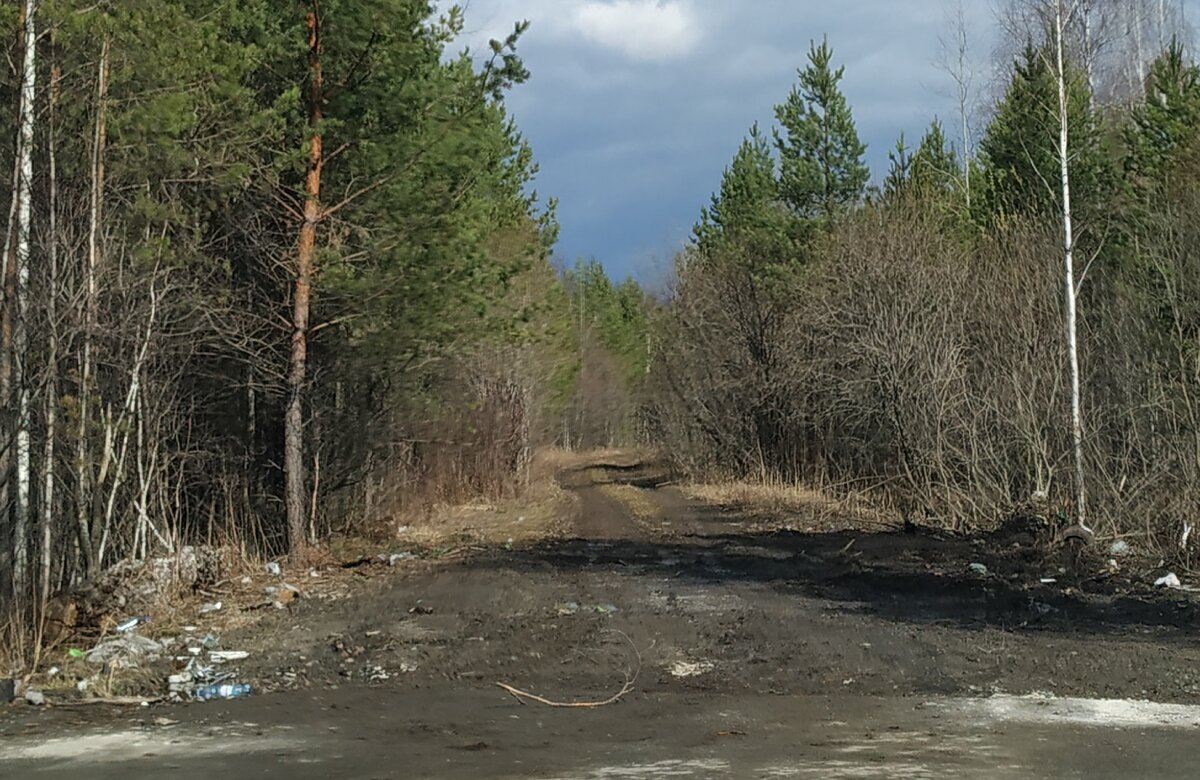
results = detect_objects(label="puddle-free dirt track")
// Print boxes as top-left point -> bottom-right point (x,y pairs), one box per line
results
5,460 -> 1200,778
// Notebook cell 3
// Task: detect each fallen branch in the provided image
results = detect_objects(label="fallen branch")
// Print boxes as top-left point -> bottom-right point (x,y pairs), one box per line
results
495,630 -> 640,709
57,695 -> 164,707
495,678 -> 634,708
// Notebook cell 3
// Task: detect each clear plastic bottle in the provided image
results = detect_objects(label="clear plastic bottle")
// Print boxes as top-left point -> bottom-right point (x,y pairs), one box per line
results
194,683 -> 252,701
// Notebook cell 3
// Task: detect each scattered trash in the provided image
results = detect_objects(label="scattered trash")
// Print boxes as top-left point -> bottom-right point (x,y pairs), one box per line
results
1105,558 -> 1121,575
367,665 -> 390,682
47,666 -> 60,677
239,576 -> 252,585
1183,523 -> 1194,552
517,516 -> 527,524
115,615 -> 149,633
0,678 -> 14,704
1109,540 -> 1133,557
1156,573 -> 1183,589
594,604 -> 619,615
154,717 -> 179,727
398,662 -> 418,673
1040,578 -> 1058,584
968,563 -> 989,576
555,602 -> 580,616
76,677 -> 92,693
308,569 -> 321,578
66,648 -> 86,659
209,650 -> 250,663
409,604 -> 434,615
24,689 -> 45,706
194,683 -> 252,701
86,635 -> 164,667
198,601 -> 222,614
669,660 -> 714,678
265,562 -> 282,576
265,584 -> 299,609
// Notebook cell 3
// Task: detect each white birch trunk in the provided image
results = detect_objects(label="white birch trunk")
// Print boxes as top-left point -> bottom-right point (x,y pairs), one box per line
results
1056,0 -> 1091,534
41,62 -> 60,604
12,0 -> 38,594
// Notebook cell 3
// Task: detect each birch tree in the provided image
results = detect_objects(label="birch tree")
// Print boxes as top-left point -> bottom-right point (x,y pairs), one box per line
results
1053,0 -> 1091,538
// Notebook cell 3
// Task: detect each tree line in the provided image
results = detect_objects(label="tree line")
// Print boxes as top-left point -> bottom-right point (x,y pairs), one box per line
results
649,0 -> 1200,552
0,0 -> 655,622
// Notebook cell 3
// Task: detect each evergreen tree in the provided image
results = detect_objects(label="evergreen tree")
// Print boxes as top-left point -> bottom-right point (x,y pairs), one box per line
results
910,119 -> 960,199
1125,40 -> 1200,193
694,125 -> 799,287
883,133 -> 912,199
773,37 -> 869,222
977,43 -> 1110,224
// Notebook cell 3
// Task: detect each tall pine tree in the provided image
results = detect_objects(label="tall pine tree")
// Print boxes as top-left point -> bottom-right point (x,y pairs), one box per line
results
773,37 -> 869,223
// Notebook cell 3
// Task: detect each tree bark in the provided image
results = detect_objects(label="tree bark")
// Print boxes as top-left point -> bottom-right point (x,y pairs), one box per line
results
1056,0 -> 1090,534
285,4 -> 324,555
12,0 -> 39,596
41,60 -> 60,605
78,35 -> 110,577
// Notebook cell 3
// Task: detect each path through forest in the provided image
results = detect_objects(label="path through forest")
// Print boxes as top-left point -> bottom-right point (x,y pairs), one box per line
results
4,458 -> 1200,778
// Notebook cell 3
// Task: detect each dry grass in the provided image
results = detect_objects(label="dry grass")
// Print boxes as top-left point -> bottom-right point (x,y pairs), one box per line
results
685,479 -> 898,533
336,447 -> 584,555
597,482 -> 660,521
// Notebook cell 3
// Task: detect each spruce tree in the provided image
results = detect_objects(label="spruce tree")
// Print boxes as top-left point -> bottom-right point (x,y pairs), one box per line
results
1126,41 -> 1200,193
977,43 -> 1109,224
773,37 -> 869,222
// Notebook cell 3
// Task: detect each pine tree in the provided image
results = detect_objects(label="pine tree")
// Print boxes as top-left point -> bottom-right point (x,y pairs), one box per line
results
910,119 -> 960,199
883,133 -> 912,199
1126,40 -> 1200,193
694,124 -> 799,287
773,37 -> 869,222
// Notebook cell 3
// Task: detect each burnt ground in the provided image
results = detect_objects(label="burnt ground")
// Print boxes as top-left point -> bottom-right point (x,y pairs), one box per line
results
5,458 -> 1200,778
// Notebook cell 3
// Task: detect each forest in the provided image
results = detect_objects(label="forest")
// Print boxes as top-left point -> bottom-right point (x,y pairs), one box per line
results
0,0 -> 1198,657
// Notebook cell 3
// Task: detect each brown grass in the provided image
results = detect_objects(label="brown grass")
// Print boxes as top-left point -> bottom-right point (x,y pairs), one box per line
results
684,479 -> 898,533
597,483 -> 660,521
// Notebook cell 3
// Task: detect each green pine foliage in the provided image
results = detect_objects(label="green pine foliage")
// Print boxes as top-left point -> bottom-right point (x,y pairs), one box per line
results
773,37 -> 869,222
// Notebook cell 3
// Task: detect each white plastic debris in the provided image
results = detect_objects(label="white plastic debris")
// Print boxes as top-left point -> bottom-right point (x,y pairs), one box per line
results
209,650 -> 250,663
198,601 -> 223,614
1156,572 -> 1183,589
968,562 -> 989,576
115,615 -> 147,633
1109,540 -> 1132,557
86,635 -> 164,667
265,562 -> 282,576
669,660 -> 715,678
24,689 -> 45,706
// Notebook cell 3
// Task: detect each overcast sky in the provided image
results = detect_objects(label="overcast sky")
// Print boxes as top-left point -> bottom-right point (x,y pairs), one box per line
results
444,1 -> 1164,281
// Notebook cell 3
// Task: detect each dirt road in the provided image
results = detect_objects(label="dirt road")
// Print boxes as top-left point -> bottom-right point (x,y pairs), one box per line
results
4,461 -> 1200,778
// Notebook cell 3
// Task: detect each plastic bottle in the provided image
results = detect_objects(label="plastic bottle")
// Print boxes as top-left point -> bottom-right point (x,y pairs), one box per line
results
194,683 -> 252,701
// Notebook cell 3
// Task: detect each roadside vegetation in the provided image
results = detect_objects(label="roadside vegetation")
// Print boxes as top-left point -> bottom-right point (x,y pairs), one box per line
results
4,0 -> 1200,687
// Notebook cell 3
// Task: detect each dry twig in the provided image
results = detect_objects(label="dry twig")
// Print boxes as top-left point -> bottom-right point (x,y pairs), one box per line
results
496,630 -> 640,708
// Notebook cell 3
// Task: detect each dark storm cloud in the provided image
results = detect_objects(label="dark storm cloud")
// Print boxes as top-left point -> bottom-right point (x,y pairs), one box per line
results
451,2 -> 1002,278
